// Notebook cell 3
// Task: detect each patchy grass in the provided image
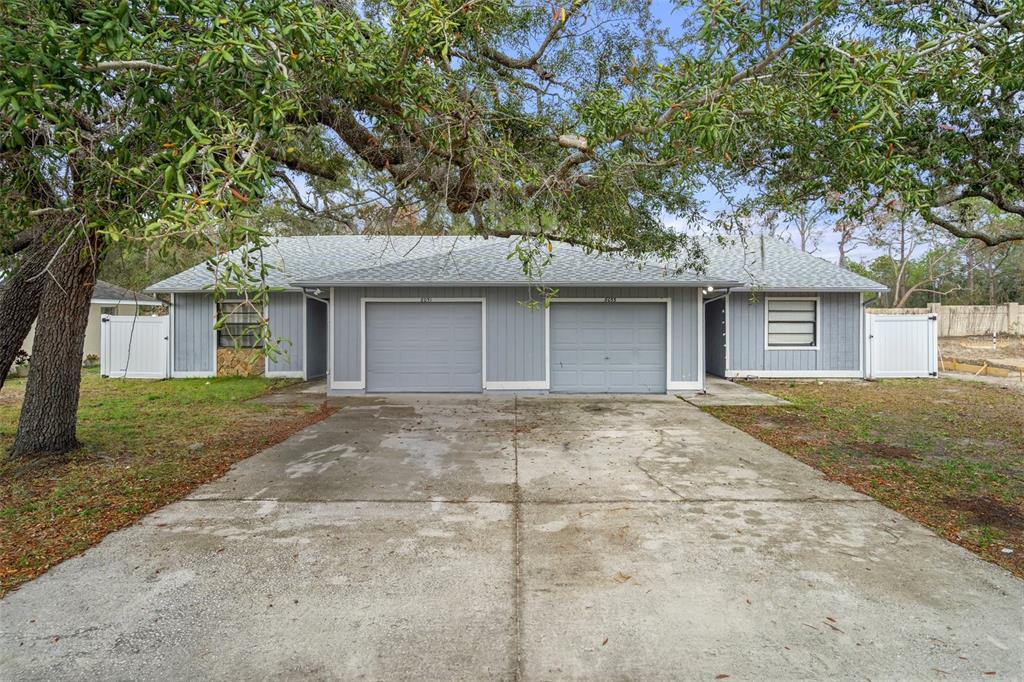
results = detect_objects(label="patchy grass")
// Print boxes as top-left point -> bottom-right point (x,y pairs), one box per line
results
705,379 -> 1024,577
0,370 -> 334,595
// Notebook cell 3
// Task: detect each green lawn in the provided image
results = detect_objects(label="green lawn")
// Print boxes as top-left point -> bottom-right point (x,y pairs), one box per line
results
705,378 -> 1024,577
0,371 -> 333,594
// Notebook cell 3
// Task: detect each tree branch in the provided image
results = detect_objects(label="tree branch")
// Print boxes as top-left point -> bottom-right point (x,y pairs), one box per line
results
477,1 -> 588,80
83,60 -> 174,73
921,208 -> 1024,246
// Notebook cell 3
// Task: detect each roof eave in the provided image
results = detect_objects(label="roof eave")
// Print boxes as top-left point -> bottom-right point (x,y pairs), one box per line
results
730,285 -> 889,293
289,279 -> 744,289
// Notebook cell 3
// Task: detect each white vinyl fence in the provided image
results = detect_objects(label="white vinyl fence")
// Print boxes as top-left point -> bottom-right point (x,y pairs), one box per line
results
100,315 -> 169,379
865,313 -> 939,379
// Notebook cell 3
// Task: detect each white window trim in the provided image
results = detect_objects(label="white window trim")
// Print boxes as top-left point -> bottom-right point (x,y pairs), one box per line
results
764,295 -> 820,351
330,297 -> 487,391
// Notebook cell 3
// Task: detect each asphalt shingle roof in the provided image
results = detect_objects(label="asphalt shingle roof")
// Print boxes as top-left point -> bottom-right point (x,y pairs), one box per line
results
292,239 -> 738,287
702,236 -> 886,291
146,236 -> 484,292
147,234 -> 885,292
93,280 -> 162,305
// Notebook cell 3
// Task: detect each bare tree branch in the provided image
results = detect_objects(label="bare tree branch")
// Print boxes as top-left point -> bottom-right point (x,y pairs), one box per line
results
921,208 -> 1024,246
83,60 -> 174,73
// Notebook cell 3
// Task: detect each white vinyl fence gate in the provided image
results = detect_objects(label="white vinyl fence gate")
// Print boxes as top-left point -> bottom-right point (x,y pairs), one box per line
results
865,313 -> 939,379
100,315 -> 169,379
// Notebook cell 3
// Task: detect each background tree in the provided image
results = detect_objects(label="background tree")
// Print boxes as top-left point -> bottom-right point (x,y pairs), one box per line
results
0,0 -> 329,455
4,0 -> 1024,458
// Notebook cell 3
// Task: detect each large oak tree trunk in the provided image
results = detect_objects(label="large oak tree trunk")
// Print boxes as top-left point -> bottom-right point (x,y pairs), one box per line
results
0,238 -> 58,389
10,236 -> 98,458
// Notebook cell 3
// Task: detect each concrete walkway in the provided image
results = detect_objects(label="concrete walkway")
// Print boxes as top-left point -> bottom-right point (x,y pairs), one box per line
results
2,395 -> 1021,680
681,375 -> 790,406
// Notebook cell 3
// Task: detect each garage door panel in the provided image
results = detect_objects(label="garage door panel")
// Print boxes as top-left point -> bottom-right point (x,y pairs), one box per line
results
366,302 -> 482,392
550,303 -> 667,394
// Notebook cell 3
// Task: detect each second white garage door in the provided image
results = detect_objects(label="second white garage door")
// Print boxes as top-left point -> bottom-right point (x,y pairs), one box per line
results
550,303 -> 667,393
365,302 -> 483,392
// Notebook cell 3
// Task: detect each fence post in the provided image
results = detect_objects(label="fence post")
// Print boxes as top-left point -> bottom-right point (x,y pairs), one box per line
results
927,302 -> 943,336
1009,302 -> 1022,336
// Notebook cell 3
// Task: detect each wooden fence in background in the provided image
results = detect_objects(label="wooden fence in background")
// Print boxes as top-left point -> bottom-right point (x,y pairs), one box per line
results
868,302 -> 1023,337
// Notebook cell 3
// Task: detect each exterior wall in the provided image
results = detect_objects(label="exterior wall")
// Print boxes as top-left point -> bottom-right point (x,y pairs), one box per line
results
305,298 -> 328,379
172,293 -> 216,375
330,285 -> 702,391
727,291 -> 862,376
267,292 -> 304,376
171,291 -> 307,377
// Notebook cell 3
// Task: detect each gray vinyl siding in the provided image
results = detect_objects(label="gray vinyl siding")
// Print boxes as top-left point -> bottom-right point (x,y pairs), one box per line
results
486,287 -> 547,383
728,291 -> 861,373
330,286 -> 702,386
305,298 -> 328,379
172,292 -> 215,374
267,292 -> 304,374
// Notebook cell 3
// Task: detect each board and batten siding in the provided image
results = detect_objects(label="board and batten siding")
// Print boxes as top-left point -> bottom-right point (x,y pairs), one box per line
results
330,286 -> 702,388
172,291 -> 308,377
727,291 -> 862,374
172,292 -> 215,375
267,292 -> 304,375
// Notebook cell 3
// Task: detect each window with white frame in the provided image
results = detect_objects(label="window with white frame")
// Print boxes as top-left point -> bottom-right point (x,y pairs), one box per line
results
100,305 -> 117,316
766,298 -> 818,348
217,299 -> 263,348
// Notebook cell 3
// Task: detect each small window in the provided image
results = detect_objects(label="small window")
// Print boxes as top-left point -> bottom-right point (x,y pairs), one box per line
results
217,299 -> 263,348
766,298 -> 817,348
100,306 -> 117,316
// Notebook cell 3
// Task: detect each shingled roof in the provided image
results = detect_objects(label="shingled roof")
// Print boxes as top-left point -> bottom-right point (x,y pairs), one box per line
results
93,280 -> 163,305
147,234 -> 885,292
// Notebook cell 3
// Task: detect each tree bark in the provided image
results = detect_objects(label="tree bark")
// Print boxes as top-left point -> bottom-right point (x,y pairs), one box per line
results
0,237 -> 58,389
10,235 -> 98,458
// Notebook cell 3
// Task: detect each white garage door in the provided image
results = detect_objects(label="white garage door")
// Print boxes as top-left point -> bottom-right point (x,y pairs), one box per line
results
550,303 -> 667,393
365,302 -> 482,392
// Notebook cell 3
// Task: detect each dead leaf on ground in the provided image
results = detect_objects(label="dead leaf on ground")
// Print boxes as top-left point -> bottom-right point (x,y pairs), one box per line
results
612,571 -> 631,583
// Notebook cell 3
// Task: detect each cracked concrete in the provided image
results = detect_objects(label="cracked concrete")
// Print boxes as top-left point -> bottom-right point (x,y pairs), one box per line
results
2,394 -> 1021,681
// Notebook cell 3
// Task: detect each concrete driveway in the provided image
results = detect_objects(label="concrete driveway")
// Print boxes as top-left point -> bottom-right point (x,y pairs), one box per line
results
2,395 -> 1021,680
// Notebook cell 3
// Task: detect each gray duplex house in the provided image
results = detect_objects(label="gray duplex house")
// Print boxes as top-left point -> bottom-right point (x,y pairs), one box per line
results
147,235 -> 885,393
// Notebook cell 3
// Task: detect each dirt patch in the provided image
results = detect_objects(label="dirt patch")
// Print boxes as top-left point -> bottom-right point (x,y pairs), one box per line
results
940,335 -> 1024,363
944,496 -> 1024,532
855,442 -> 919,461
